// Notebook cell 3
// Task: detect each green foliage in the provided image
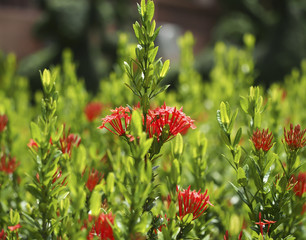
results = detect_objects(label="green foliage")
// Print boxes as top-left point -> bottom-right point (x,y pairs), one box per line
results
0,1 -> 305,239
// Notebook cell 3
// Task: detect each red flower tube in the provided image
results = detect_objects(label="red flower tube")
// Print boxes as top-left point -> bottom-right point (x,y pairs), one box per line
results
283,124 -> 306,151
251,128 -> 273,152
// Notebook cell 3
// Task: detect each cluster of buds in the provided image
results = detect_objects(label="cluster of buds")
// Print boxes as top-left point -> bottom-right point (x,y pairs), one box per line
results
84,102 -> 103,122
177,185 -> 212,221
87,212 -> 115,240
251,128 -> 273,153
85,168 -> 104,192
283,124 -> 306,151
0,154 -> 19,174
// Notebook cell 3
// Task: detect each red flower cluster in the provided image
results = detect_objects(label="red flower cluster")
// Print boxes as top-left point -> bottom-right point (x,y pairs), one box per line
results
8,224 -> 21,232
0,229 -> 7,240
99,104 -> 196,142
60,126 -> 81,157
177,185 -> 212,221
0,154 -> 19,174
251,128 -> 273,152
86,169 -> 103,192
88,213 -> 115,240
0,114 -> 8,132
255,212 -> 276,236
147,103 -> 196,141
291,172 -> 306,197
85,102 -> 103,122
98,106 -> 131,136
283,124 -> 306,151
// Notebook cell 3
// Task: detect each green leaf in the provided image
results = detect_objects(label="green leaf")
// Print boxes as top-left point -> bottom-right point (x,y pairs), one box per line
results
254,111 -> 261,129
172,133 -> 183,158
240,96 -> 248,113
146,0 -> 155,22
220,101 -> 230,125
30,122 -> 41,143
233,127 -> 242,146
106,172 -> 115,193
234,146 -> 241,164
90,190 -> 101,216
237,167 -> 248,187
182,213 -> 193,224
131,110 -> 142,137
140,138 -> 153,159
160,60 -> 170,78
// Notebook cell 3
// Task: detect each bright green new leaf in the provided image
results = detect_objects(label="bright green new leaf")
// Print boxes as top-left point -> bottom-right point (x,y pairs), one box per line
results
160,59 -> 170,78
131,110 -> 142,137
220,101 -> 229,125
146,0 -> 155,22
106,172 -> 115,193
30,122 -> 41,143
172,133 -> 183,158
90,190 -> 101,216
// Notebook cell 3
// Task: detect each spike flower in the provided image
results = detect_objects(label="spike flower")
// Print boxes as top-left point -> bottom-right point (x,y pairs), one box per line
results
59,125 -> 81,157
251,128 -> 273,152
98,106 -> 131,136
86,169 -> 103,192
283,124 -> 306,151
291,172 -> 306,197
84,102 -> 103,122
177,185 -> 212,221
0,114 -> 8,132
0,154 -> 19,174
88,212 -> 115,240
147,103 -> 196,142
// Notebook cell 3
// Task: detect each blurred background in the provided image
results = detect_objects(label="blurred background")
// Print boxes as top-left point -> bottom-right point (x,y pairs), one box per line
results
1,0 -> 306,93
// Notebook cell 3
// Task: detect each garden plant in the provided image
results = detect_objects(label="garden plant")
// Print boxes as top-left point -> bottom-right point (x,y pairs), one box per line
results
0,0 -> 305,239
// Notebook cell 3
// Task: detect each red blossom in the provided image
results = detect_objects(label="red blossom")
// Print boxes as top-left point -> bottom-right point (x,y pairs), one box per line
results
0,114 -> 8,132
147,103 -> 196,142
86,169 -> 103,192
177,185 -> 212,221
85,102 -> 103,122
0,229 -> 7,240
283,124 -> 306,151
8,224 -> 21,231
291,172 -> 306,197
27,139 -> 39,151
98,106 -> 131,136
255,212 -> 266,237
263,219 -> 276,234
153,214 -> 169,235
0,154 -> 19,174
224,230 -> 229,240
88,213 -> 115,240
60,125 -> 81,157
251,128 -> 273,152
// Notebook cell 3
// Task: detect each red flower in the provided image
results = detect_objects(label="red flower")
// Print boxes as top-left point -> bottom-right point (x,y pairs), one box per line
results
251,128 -> 273,152
0,229 -> 7,240
0,154 -> 19,174
88,213 -> 115,240
255,212 -> 266,236
0,114 -> 8,132
147,103 -> 196,141
291,172 -> 306,197
283,124 -> 306,151
85,102 -> 103,122
98,106 -> 131,136
27,139 -> 39,151
60,125 -> 81,157
86,169 -> 103,192
224,230 -> 229,240
263,219 -> 276,234
177,185 -> 212,221
8,224 -> 21,231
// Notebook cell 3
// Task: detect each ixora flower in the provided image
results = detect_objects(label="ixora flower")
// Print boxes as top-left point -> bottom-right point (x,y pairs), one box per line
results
0,154 -> 19,174
177,185 -> 213,221
255,212 -> 276,236
86,169 -> 103,192
0,229 -> 7,239
251,128 -> 273,152
291,172 -> 306,197
8,224 -> 21,231
98,106 -> 131,137
88,212 -> 115,240
85,102 -> 103,122
0,114 -> 8,132
283,124 -> 306,151
147,103 -> 196,141
60,125 -> 81,157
